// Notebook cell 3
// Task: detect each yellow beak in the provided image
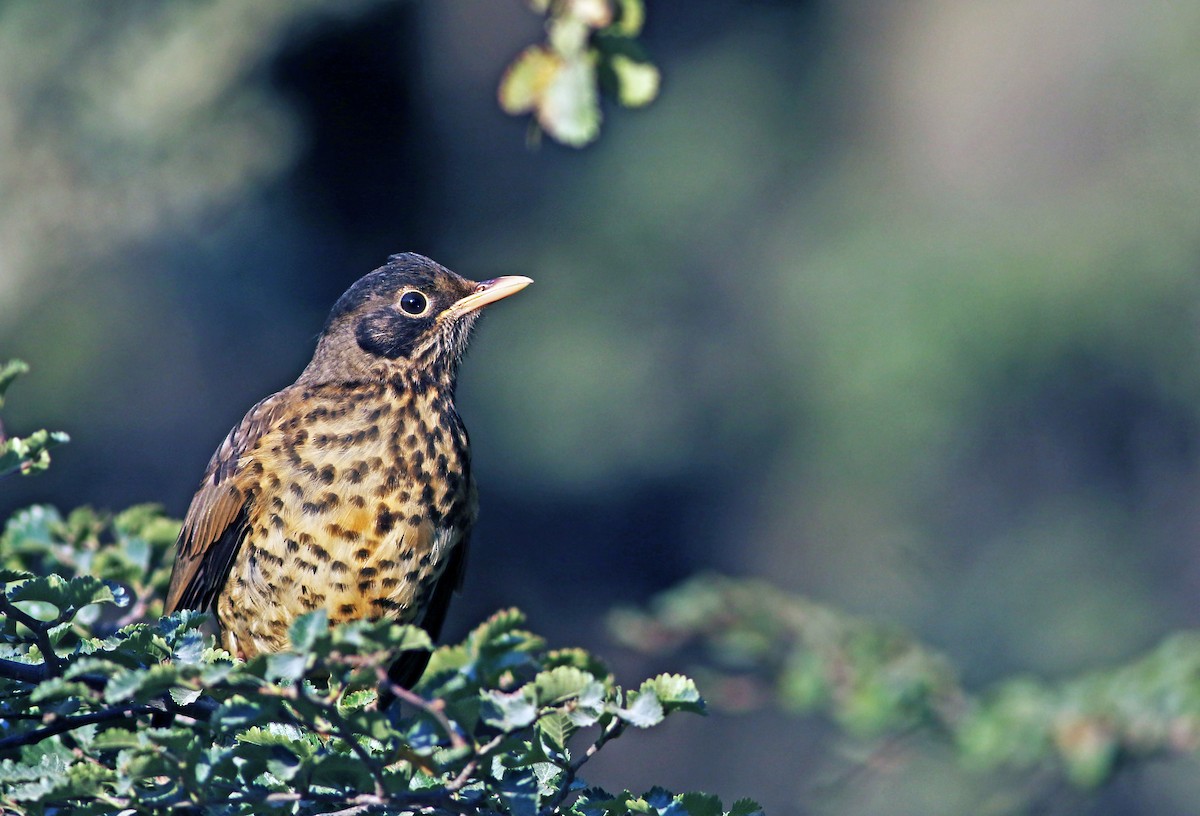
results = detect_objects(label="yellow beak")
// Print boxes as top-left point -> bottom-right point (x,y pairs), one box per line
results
444,275 -> 534,317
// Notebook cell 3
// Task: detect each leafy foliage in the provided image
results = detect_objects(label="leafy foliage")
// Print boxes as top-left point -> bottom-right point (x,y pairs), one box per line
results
500,0 -> 660,147
612,574 -> 1200,789
0,360 -> 757,815
0,571 -> 733,815
0,362 -> 68,479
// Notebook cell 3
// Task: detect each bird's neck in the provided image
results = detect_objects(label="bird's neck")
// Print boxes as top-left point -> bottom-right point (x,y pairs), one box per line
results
389,363 -> 457,400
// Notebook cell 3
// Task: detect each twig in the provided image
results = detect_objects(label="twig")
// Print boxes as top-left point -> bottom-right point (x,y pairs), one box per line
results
373,663 -> 467,751
302,682 -> 389,800
0,704 -> 153,751
0,595 -> 64,675
544,716 -> 627,813
0,656 -> 46,685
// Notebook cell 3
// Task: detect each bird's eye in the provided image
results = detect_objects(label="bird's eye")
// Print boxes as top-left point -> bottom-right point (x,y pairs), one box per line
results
399,290 -> 429,316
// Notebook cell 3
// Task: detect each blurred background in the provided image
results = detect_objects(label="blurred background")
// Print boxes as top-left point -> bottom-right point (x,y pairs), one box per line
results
2,0 -> 1200,813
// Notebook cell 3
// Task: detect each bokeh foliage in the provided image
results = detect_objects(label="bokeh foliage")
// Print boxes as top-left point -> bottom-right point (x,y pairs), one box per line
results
614,575 -> 1200,796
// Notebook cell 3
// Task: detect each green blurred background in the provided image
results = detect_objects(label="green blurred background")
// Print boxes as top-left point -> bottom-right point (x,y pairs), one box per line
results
3,1 -> 1200,812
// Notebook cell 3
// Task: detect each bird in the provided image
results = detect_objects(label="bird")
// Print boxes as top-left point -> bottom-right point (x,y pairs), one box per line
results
163,252 -> 532,689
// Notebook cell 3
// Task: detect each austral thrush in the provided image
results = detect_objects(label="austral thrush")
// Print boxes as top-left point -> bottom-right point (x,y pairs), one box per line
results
164,253 -> 531,687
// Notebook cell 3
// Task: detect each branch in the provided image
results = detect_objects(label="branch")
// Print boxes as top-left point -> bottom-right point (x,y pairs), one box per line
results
0,704 -> 153,751
0,656 -> 46,685
0,595 -> 69,676
545,715 -> 627,813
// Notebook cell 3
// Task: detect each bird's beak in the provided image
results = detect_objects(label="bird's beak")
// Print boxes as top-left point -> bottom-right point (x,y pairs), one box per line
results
444,276 -> 534,317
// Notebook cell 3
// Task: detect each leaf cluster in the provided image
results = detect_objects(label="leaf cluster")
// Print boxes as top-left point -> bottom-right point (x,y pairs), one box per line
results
0,361 -> 68,479
612,574 -> 1200,789
499,0 -> 660,147
0,570 -> 739,815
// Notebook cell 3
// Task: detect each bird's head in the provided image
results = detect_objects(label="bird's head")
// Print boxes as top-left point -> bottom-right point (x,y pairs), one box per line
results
300,253 -> 532,388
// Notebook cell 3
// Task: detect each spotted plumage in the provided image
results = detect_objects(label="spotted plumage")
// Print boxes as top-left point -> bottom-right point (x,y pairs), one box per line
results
164,253 -> 531,687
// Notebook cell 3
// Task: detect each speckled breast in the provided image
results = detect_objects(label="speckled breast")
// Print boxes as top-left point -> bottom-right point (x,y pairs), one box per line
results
216,380 -> 475,659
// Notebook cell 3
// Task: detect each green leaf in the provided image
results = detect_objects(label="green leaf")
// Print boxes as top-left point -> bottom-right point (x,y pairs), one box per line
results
538,710 -> 575,752
609,54 -> 660,108
0,429 -> 70,478
308,752 -> 375,791
643,673 -> 705,715
266,651 -> 308,683
288,609 -> 328,652
7,574 -> 125,622
535,665 -> 596,705
1,505 -> 62,557
538,55 -> 601,148
169,686 -> 203,707
612,0 -> 646,36
499,46 -> 559,115
30,677 -> 93,703
617,689 -> 663,728
495,768 -> 540,816
727,799 -> 765,816
0,359 -> 30,407
482,688 -> 539,731
568,681 -> 608,727
105,663 -> 182,703
679,792 -> 723,816
0,568 -> 33,584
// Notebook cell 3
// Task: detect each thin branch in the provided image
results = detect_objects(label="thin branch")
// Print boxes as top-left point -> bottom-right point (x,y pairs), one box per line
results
0,656 -> 46,684
0,704 -> 153,751
301,682 -> 388,800
0,596 -> 64,675
545,716 -> 627,813
373,662 -> 467,751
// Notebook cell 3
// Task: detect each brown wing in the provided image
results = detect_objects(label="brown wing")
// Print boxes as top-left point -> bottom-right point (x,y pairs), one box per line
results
163,393 -> 288,614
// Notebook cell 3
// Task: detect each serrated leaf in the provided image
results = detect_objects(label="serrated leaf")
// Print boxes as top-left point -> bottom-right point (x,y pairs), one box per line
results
644,674 -> 705,714
338,688 -> 377,712
90,729 -> 142,752
105,663 -> 182,703
617,689 -> 663,728
496,768 -> 540,816
172,627 -> 206,665
266,651 -> 308,683
727,798 -> 765,816
170,686 -> 203,707
309,752 -> 375,790
0,568 -> 32,584
535,665 -> 596,705
679,792 -> 722,816
288,609 -> 328,652
568,681 -> 608,727
538,710 -> 575,752
30,677 -> 92,703
7,574 -> 122,618
482,688 -> 539,731
0,430 -> 70,478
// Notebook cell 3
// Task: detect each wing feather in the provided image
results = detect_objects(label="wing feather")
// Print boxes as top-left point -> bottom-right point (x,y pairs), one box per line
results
163,393 -> 288,614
